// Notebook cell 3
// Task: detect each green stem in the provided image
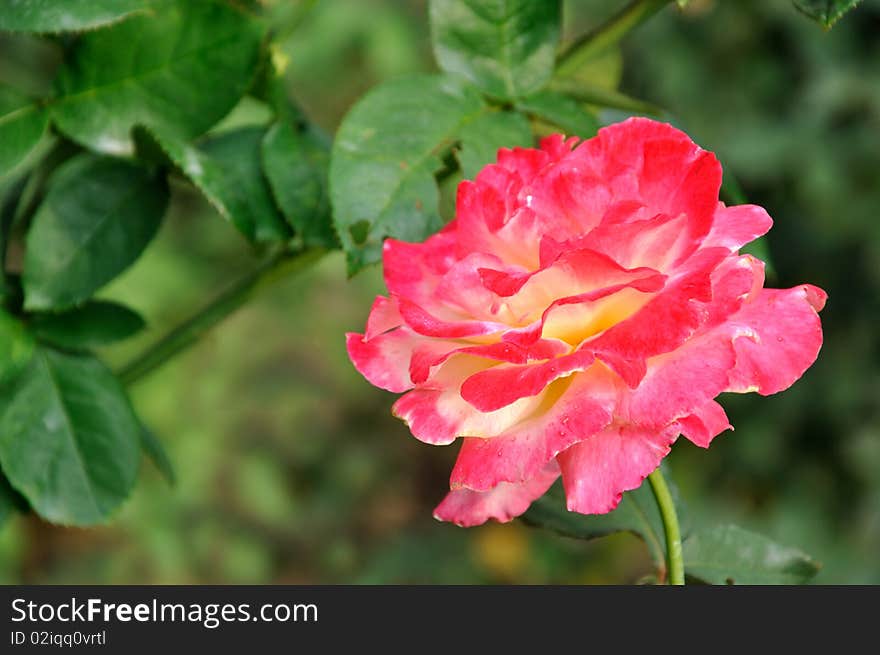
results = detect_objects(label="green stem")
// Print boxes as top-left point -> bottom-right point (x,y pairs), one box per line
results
547,78 -> 664,116
556,0 -> 673,77
117,246 -> 326,387
647,467 -> 685,585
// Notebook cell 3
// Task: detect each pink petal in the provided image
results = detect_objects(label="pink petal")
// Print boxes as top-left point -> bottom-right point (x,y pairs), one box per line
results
364,295 -> 402,340
383,231 -> 458,304
433,462 -> 560,527
577,118 -> 722,241
626,331 -> 737,429
583,213 -> 693,271
451,365 -> 617,490
346,329 -> 418,393
679,400 -> 732,448
587,247 -> 729,385
391,355 -> 550,445
559,423 -> 681,515
396,297 -> 506,338
408,337 -> 569,385
705,203 -> 773,252
726,285 -> 827,395
459,348 -> 596,413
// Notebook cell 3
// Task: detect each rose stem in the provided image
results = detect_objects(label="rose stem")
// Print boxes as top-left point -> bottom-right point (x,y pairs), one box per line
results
647,467 -> 685,585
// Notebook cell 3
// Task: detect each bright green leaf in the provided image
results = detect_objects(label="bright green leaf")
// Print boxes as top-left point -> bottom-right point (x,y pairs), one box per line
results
430,0 -> 562,100
51,2 -> 263,155
22,154 -> 168,311
0,86 -> 48,177
0,347 -> 141,525
0,309 -> 34,385
135,126 -> 290,243
30,300 -> 146,350
262,122 -> 338,249
456,109 -> 533,179
683,524 -> 820,585
516,90 -> 599,138
0,0 -> 154,33
522,478 -> 670,568
330,74 -> 487,274
792,0 -> 862,28
140,423 -> 175,486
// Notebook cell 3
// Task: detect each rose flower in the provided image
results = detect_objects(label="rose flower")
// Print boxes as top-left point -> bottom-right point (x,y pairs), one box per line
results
347,118 -> 826,527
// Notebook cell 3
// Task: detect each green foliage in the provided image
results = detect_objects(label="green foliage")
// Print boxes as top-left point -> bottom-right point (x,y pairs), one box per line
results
523,479 -> 670,568
330,74 -> 485,274
683,525 -> 820,584
134,126 -> 290,243
139,424 -> 176,486
0,0 -> 871,586
0,0 -> 155,33
429,0 -> 562,100
197,128 -> 292,244
0,347 -> 141,525
30,301 -> 146,350
0,86 -> 48,176
516,90 -> 599,138
0,472 -> 27,527
22,155 -> 168,311
792,0 -> 862,27
456,109 -> 533,179
0,310 -> 34,385
51,2 -> 263,155
262,123 -> 338,249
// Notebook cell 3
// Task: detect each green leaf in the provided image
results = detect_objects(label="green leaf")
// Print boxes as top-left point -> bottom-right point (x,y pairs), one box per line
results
0,86 -> 48,177
683,524 -> 820,585
522,478 -> 669,568
262,122 -> 338,249
430,0 -> 562,100
516,90 -> 599,138
0,347 -> 141,525
135,125 -> 290,243
330,74 -> 486,274
0,0 -> 154,33
22,154 -> 168,311
1,175 -> 29,304
200,128 -> 291,243
792,0 -> 862,28
139,424 -> 175,486
0,469 -> 29,527
51,2 -> 263,155
30,300 -> 146,350
456,109 -> 533,179
0,309 -> 34,386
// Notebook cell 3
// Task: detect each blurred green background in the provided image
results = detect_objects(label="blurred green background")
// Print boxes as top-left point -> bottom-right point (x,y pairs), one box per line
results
1,0 -> 878,584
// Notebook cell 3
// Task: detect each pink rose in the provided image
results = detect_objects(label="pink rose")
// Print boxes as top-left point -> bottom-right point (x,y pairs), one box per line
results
346,117 -> 826,527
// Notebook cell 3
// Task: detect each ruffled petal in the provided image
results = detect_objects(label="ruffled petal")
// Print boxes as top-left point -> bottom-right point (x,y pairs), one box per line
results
433,462 -> 559,527
383,230 -> 458,304
726,285 -> 827,395
575,117 -> 722,241
346,329 -> 418,393
459,348 -> 596,413
559,424 -> 680,515
587,247 -> 729,385
705,203 -> 773,252
679,400 -> 732,448
451,365 -> 618,490
364,295 -> 402,340
391,355 -> 549,444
